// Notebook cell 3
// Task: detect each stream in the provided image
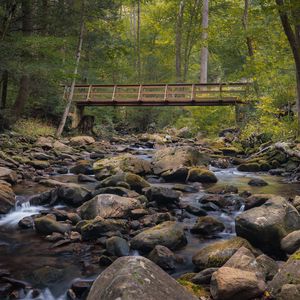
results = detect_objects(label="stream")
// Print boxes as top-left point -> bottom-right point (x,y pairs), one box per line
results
1,145 -> 300,299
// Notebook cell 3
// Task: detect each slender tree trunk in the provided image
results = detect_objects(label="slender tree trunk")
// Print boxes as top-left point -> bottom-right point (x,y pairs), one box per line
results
175,0 -> 185,82
242,0 -> 254,57
137,0 -> 141,83
1,70 -> 8,109
276,0 -> 300,133
200,0 -> 209,83
13,0 -> 32,119
1,1 -> 17,40
56,14 -> 85,138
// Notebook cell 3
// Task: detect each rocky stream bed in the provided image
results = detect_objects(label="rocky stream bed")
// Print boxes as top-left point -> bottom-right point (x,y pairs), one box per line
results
1,132 -> 300,299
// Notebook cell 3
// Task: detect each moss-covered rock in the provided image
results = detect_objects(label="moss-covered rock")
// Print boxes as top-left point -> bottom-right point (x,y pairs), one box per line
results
34,216 -> 71,235
237,163 -> 260,172
131,221 -> 187,252
187,168 -> 218,183
192,237 -> 256,270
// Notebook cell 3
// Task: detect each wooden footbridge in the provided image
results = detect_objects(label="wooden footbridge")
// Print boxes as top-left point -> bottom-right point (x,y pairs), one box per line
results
63,83 -> 249,127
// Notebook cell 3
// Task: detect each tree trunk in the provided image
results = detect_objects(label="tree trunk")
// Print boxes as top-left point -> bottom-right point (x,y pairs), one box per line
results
200,0 -> 209,83
242,0 -> 254,57
56,14 -> 85,138
12,0 -> 32,118
137,0 -> 141,83
175,0 -> 185,82
275,0 -> 300,134
1,1 -> 17,40
1,70 -> 8,109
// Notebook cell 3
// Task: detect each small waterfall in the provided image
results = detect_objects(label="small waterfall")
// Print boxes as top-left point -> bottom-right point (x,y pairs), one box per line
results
0,197 -> 43,227
22,289 -> 66,300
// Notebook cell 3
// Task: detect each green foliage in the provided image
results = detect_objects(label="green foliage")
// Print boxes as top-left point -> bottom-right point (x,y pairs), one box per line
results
13,119 -> 56,137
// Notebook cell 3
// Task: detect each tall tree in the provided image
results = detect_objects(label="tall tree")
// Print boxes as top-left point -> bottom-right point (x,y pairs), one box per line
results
175,0 -> 185,82
137,0 -> 141,82
200,0 -> 209,83
56,6 -> 85,137
275,0 -> 300,132
13,0 -> 32,118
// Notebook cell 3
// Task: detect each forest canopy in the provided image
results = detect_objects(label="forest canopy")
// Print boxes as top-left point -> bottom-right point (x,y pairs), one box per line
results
0,0 -> 299,139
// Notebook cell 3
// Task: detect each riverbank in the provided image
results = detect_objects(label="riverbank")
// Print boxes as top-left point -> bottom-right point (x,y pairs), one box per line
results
0,131 -> 300,299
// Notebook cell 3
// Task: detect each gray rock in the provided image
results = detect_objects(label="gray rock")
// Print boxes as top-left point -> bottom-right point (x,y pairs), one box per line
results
281,230 -> 300,254
191,216 -> 225,235
148,245 -> 176,270
106,236 -> 129,257
248,178 -> 268,186
145,186 -> 181,206
87,256 -> 198,300
0,167 -> 17,184
236,196 -> 300,256
131,221 -> 187,252
191,268 -> 218,284
34,216 -> 71,235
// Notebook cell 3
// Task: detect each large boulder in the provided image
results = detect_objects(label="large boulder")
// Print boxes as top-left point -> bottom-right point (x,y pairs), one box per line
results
152,147 -> 210,181
210,267 -> 266,300
80,217 -> 128,240
268,250 -> 300,297
0,183 -> 15,214
34,216 -> 71,235
77,194 -> 142,220
131,221 -> 187,252
87,256 -> 198,300
93,154 -> 151,179
70,136 -> 95,146
235,196 -> 300,256
98,172 -> 150,193
192,237 -> 256,270
0,167 -> 17,184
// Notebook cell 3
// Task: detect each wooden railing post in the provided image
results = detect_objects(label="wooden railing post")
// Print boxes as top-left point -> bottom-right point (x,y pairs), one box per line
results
138,85 -> 142,101
164,84 -> 168,101
86,85 -> 92,101
112,85 -> 117,102
191,84 -> 195,101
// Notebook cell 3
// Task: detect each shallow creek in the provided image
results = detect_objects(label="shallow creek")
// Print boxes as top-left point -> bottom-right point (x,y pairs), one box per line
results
1,146 -> 300,299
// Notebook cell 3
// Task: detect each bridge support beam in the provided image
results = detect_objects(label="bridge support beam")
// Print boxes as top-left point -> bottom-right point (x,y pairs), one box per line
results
235,103 -> 242,126
70,105 -> 84,129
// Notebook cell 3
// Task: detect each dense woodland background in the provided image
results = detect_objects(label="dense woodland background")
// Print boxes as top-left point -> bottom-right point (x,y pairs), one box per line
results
0,0 -> 299,140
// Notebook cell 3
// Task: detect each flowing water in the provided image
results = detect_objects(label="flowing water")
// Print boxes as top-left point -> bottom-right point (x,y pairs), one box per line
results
1,147 -> 300,299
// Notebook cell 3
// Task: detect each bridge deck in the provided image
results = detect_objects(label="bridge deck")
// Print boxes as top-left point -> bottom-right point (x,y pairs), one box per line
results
64,83 -> 248,107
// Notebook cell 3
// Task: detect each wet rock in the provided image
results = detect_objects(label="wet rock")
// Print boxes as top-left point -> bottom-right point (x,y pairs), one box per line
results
130,208 -> 148,218
148,245 -> 176,270
269,168 -> 285,175
71,280 -> 92,299
30,266 -> 64,286
185,205 -> 207,216
200,202 -> 220,211
87,256 -> 198,300
93,154 -> 151,178
0,183 -> 15,214
45,232 -> 65,242
206,185 -> 238,194
93,186 -> 140,198
18,216 -> 34,229
131,221 -> 187,252
191,216 -> 225,236
210,267 -> 266,300
237,163 -> 260,172
281,230 -> 300,254
173,183 -> 198,193
80,217 -> 128,240
32,152 -> 53,161
0,282 -> 12,297
70,136 -> 95,146
248,178 -> 268,186
244,194 -> 273,210
192,237 -> 256,270
29,160 -> 50,169
98,172 -> 150,193
57,167 -> 68,174
145,186 -> 181,206
191,268 -> 218,284
99,255 -> 113,266
70,160 -> 93,175
78,174 -> 97,183
235,196 -> 300,256
268,250 -> 300,297
78,194 -> 142,220
0,167 -> 17,184
34,216 -> 71,235
57,183 -> 91,206
106,236 -> 130,257
140,212 -> 172,226
152,146 -> 209,181
187,167 -> 218,183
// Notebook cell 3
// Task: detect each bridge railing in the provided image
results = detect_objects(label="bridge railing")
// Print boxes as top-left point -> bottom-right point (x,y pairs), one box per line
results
63,83 -> 249,106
